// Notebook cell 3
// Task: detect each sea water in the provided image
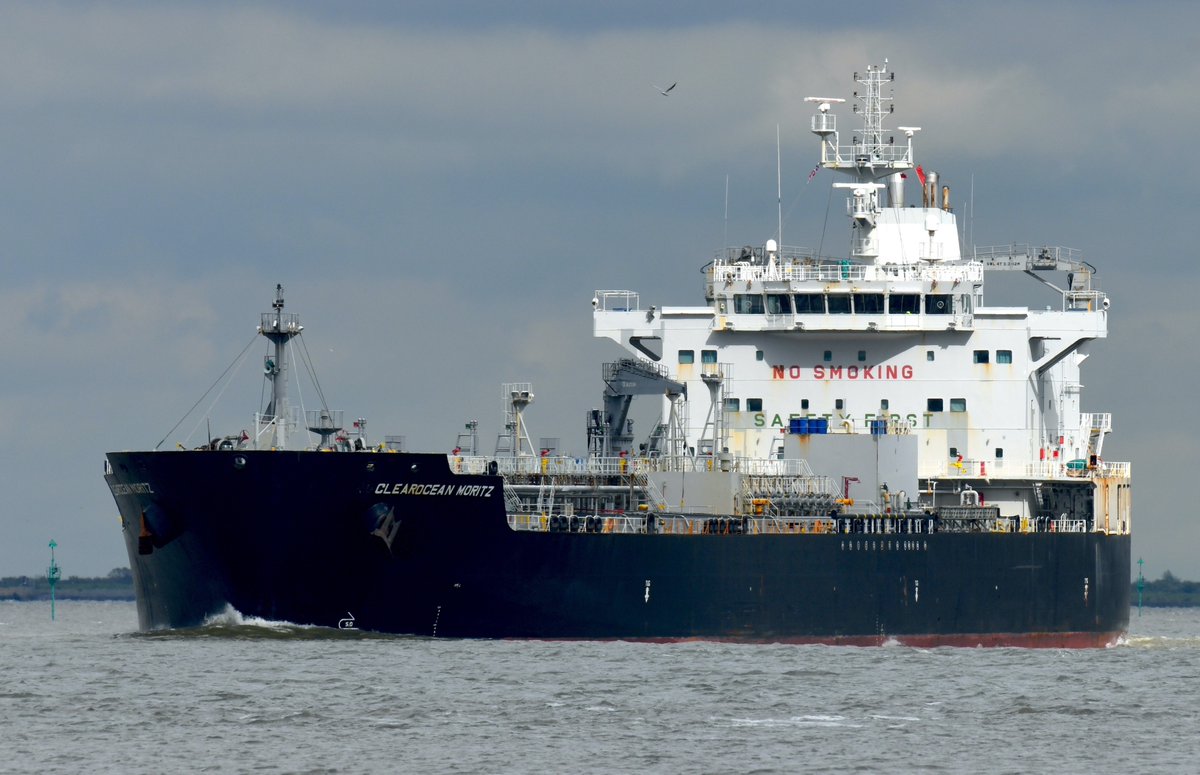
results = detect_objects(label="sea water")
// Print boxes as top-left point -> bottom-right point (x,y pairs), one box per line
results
1,601 -> 1197,774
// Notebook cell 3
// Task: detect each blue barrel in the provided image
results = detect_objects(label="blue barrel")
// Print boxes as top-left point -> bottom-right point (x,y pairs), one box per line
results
789,417 -> 803,434
798,417 -> 810,435
815,417 -> 828,434
871,419 -> 886,435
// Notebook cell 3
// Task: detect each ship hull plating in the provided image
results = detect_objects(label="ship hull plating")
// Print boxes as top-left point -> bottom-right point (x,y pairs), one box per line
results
106,450 -> 1130,646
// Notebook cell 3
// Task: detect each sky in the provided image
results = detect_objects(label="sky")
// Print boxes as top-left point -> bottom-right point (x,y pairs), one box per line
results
2,1 -> 1197,579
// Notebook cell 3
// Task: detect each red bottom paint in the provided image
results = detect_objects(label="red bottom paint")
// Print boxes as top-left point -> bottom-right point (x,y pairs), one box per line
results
543,631 -> 1126,649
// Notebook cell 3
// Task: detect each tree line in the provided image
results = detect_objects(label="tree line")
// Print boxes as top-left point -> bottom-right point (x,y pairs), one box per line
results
4,568 -> 1200,606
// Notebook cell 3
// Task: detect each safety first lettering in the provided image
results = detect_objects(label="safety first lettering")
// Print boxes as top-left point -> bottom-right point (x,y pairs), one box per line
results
374,482 -> 494,498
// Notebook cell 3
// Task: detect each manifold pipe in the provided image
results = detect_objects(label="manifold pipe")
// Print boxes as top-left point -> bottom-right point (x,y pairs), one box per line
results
506,485 -> 642,493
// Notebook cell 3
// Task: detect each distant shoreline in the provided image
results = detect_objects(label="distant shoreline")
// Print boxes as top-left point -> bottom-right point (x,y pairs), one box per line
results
4,571 -> 1200,607
1,571 -> 134,602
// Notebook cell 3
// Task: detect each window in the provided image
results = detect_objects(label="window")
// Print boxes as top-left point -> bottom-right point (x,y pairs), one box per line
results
747,398 -> 763,412
801,399 -> 810,410
678,350 -> 694,364
835,399 -> 845,410
880,399 -> 889,410
857,350 -> 867,362
924,294 -> 952,315
701,350 -> 717,364
997,350 -> 1013,364
996,448 -> 1004,459
755,350 -> 764,361
950,398 -> 967,412
823,350 -> 833,362
793,293 -> 824,313
853,293 -> 885,313
889,293 -> 920,314
734,294 -> 764,314
926,350 -> 935,361
724,398 -> 741,412
765,294 -> 791,314
827,295 -> 852,314
973,350 -> 989,364
949,446 -> 958,458
927,398 -> 944,412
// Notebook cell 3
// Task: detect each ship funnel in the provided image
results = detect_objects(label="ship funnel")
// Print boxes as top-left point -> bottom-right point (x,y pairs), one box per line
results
887,172 -> 905,208
923,171 -> 939,208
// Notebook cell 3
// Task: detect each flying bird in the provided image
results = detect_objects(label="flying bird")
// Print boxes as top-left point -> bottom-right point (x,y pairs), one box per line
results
655,82 -> 677,96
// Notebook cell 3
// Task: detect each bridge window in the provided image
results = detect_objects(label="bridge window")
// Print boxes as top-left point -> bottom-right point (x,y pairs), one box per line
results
880,399 -> 889,410
755,350 -> 764,361
858,350 -> 867,362
925,294 -> 952,314
996,448 -> 1004,459
734,294 -> 764,314
997,350 -> 1013,364
801,399 -> 810,410
950,398 -> 967,412
927,350 -> 935,361
823,350 -> 832,362
889,293 -> 920,314
835,399 -> 845,410
973,350 -> 989,364
765,294 -> 791,314
747,398 -> 763,412
701,350 -> 717,364
853,293 -> 885,313
793,293 -> 824,313
678,350 -> 694,364
827,294 -> 852,314
724,398 -> 741,412
927,398 -> 944,412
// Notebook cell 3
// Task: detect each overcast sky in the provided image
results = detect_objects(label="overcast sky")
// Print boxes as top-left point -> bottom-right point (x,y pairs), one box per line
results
2,1 -> 1197,580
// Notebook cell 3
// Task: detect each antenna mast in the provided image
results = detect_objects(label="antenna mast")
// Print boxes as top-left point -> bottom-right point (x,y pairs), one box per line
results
257,285 -> 303,449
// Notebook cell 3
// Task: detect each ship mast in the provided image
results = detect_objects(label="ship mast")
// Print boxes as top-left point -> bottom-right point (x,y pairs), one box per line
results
258,284 -> 303,449
807,61 -> 924,265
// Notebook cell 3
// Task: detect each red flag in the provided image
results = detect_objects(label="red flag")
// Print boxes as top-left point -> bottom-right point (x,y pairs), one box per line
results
915,165 -> 926,186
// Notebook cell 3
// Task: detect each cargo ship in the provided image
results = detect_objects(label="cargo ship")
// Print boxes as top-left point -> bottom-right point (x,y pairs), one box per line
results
105,62 -> 1131,645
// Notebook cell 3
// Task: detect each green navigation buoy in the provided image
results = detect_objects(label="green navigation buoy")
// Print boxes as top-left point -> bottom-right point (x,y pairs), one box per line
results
47,539 -> 61,621
1136,557 -> 1144,618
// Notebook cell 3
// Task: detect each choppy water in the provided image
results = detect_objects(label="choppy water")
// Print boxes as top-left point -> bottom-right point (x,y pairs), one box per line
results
2,601 -> 1198,774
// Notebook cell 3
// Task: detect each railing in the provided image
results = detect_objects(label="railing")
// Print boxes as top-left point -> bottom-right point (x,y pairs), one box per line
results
450,454 -> 827,478
1082,413 -> 1112,432
972,244 -> 1084,270
1099,461 -> 1132,478
926,459 -> 1132,481
708,259 -> 983,285
594,290 -> 639,312
825,143 -> 913,166
504,512 -> 1090,536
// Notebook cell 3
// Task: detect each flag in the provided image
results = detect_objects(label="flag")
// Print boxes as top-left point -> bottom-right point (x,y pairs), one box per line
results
807,164 -> 820,183
915,165 -> 926,186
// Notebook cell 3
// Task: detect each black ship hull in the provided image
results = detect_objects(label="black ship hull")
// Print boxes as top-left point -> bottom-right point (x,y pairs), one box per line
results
105,450 -> 1130,646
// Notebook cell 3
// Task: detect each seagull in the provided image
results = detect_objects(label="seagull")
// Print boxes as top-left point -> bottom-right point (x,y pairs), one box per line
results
655,82 -> 677,96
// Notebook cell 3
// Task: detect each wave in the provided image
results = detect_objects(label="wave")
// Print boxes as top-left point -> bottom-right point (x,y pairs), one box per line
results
126,605 -> 399,640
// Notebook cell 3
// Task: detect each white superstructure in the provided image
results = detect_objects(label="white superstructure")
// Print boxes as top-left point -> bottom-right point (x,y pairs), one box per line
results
594,62 -> 1131,532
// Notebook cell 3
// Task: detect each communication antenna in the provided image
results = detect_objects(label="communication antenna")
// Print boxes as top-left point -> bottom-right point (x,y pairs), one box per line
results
776,125 -> 783,248
723,174 -> 729,250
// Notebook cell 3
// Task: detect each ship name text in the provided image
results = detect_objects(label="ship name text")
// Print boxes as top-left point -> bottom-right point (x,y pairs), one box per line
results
375,482 -> 494,498
108,482 -> 155,495
772,364 -> 914,381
